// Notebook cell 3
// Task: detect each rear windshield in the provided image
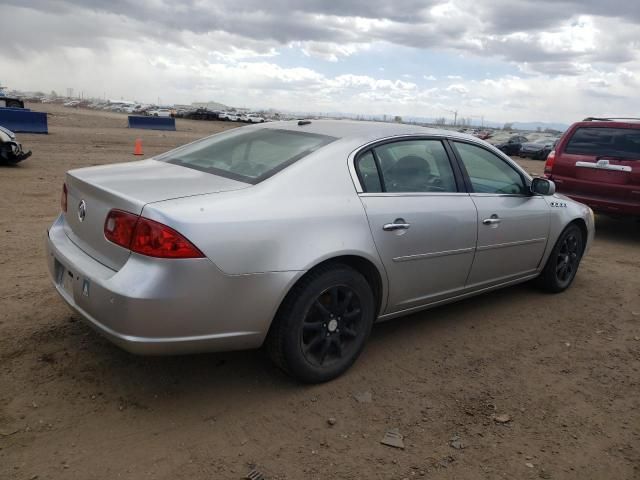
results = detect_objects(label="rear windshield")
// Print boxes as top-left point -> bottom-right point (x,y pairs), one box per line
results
565,127 -> 640,159
159,128 -> 337,183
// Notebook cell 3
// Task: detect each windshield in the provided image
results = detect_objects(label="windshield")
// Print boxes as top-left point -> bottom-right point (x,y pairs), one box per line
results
158,128 -> 337,183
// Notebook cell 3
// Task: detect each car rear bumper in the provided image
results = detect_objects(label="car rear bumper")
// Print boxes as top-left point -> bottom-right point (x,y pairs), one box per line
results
520,149 -> 544,158
46,214 -> 298,355
557,192 -> 640,216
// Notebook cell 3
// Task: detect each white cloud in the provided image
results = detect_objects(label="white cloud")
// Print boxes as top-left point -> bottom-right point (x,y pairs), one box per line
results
0,1 -> 639,122
446,84 -> 469,94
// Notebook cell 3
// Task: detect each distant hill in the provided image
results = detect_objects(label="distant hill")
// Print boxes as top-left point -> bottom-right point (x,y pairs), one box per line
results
510,121 -> 569,132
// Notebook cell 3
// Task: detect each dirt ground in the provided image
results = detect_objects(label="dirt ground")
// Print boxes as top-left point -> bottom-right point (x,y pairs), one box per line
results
1,104 -> 639,480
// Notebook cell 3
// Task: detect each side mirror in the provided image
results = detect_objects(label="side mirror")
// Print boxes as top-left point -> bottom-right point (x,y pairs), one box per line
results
531,177 -> 556,196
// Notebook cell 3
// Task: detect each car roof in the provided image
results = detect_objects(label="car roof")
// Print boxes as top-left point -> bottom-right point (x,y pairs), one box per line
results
258,119 -> 480,144
572,119 -> 640,129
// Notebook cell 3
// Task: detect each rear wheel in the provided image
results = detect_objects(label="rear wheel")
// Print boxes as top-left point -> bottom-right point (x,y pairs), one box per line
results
536,224 -> 584,293
6,100 -> 22,108
267,264 -> 375,383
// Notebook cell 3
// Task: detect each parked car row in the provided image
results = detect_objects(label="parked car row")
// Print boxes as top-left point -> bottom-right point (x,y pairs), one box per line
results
519,138 -> 559,160
494,134 -> 560,160
219,112 -> 265,123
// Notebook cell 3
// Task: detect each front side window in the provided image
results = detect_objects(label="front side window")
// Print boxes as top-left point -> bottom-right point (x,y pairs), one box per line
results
453,142 -> 527,195
159,128 -> 337,183
565,127 -> 640,160
356,139 -> 457,193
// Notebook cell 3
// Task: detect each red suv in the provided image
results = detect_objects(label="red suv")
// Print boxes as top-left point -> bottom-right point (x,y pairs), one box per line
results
545,118 -> 640,216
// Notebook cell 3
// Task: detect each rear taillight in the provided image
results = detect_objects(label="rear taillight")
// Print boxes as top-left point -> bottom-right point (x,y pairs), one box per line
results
544,150 -> 556,175
61,183 -> 68,212
104,210 -> 138,249
104,209 -> 204,259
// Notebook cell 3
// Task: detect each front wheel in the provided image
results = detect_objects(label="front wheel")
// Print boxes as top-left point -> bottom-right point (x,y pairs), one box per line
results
266,264 -> 375,383
536,224 -> 584,293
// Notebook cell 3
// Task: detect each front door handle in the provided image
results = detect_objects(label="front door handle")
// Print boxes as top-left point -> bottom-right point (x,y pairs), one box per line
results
383,218 -> 411,231
482,214 -> 501,226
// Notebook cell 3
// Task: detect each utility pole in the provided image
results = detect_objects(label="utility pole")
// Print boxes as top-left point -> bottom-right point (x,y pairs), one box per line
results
442,108 -> 458,126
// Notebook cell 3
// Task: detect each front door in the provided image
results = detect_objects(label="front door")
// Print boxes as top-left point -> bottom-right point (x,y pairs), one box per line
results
355,138 -> 478,313
450,140 -> 550,287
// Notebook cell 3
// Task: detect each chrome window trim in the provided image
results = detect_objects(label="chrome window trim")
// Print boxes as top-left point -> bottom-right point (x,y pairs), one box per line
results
469,193 -> 543,198
359,192 -> 471,198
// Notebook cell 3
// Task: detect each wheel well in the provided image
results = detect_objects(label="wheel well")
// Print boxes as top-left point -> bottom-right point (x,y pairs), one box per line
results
569,218 -> 588,254
288,256 -> 384,317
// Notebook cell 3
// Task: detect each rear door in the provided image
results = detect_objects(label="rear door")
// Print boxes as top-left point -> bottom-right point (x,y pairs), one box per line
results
450,140 -> 550,287
355,138 -> 478,313
553,125 -> 640,208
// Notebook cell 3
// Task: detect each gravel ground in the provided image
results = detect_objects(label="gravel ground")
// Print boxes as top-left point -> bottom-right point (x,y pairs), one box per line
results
1,104 -> 639,480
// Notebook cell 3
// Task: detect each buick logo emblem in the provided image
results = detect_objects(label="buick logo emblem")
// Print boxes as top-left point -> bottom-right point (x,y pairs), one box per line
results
78,200 -> 87,222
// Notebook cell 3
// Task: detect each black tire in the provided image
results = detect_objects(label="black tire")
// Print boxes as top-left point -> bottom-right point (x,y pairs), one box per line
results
266,264 -> 375,383
6,100 -> 22,108
536,224 -> 584,293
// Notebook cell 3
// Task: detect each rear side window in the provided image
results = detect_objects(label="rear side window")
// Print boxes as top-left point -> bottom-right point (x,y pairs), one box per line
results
565,127 -> 640,160
356,139 -> 458,193
159,128 -> 337,183
357,151 -> 383,192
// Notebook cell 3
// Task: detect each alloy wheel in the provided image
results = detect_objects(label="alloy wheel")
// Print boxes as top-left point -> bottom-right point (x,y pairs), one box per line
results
556,233 -> 580,282
301,285 -> 363,367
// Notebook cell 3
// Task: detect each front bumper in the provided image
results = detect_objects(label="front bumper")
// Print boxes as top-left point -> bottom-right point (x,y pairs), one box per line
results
1,141 -> 31,164
46,214 -> 298,355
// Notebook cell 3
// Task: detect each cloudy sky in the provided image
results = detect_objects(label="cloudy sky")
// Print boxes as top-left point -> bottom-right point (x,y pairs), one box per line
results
2,0 -> 639,123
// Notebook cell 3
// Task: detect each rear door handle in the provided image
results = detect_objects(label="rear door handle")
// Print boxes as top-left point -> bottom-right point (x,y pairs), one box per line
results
482,215 -> 501,226
383,218 -> 411,231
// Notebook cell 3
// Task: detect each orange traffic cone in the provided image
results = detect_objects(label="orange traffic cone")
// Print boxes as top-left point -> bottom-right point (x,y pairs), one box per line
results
133,138 -> 143,156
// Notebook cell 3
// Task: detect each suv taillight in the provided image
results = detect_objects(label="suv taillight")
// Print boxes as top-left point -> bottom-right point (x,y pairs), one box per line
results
61,183 -> 68,212
544,150 -> 556,176
104,209 -> 204,259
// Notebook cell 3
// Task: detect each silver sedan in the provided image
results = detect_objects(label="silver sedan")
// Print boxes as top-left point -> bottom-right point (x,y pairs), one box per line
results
46,120 -> 594,382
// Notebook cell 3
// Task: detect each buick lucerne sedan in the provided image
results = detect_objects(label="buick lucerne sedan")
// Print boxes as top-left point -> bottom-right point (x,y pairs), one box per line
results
47,121 -> 594,382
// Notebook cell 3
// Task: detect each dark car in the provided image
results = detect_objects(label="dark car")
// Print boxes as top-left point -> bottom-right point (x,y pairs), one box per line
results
520,138 -> 559,160
182,108 -> 220,121
495,135 -> 528,156
0,95 -> 25,109
544,117 -> 640,217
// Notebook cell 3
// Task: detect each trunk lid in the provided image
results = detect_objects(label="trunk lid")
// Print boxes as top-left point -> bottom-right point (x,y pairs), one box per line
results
63,159 -> 248,270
